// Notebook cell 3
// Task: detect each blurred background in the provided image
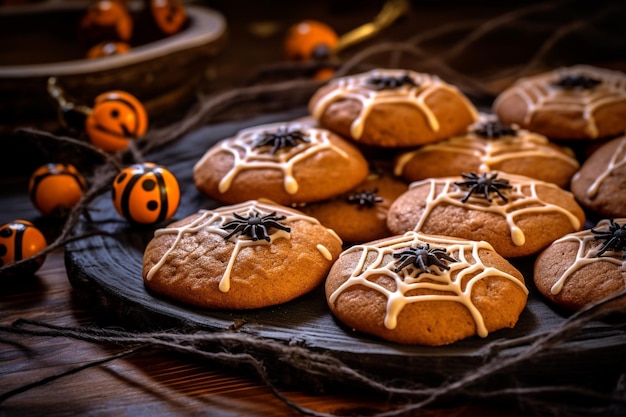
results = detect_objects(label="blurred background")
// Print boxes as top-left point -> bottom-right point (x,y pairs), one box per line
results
1,0 -> 625,176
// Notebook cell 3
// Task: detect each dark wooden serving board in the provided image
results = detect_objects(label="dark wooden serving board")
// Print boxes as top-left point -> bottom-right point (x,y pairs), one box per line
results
64,109 -> 626,391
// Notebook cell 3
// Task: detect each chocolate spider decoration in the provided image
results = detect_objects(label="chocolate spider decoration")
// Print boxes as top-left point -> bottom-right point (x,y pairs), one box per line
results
472,120 -> 517,139
393,243 -> 457,274
591,219 -> 626,259
222,211 -> 291,242
455,172 -> 512,203
365,73 -> 417,90
346,189 -> 383,208
553,74 -> 602,90
252,129 -> 310,154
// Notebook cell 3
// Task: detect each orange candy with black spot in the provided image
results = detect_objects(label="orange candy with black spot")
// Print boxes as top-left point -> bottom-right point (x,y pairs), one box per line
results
85,90 -> 148,152
29,163 -> 88,217
150,0 -> 187,35
0,220 -> 47,274
112,163 -> 180,224
284,20 -> 338,62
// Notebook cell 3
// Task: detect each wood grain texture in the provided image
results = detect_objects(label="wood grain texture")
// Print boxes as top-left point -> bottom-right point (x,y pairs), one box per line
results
1,253 -> 451,416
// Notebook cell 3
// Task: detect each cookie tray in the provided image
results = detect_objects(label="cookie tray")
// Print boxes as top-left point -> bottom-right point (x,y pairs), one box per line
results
65,110 -> 626,393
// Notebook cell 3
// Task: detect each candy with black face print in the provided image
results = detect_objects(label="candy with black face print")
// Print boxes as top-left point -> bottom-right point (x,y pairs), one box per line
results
28,163 -> 88,217
111,163 -> 180,224
85,90 -> 148,152
0,220 -> 47,275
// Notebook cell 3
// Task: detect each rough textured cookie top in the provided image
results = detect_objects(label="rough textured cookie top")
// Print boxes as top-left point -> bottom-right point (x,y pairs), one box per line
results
493,65 -> 626,139
534,218 -> 626,311
193,121 -> 369,205
387,172 -> 585,257
196,122 -> 353,195
327,231 -> 528,341
309,68 -> 478,143
544,218 -> 626,296
570,135 -> 626,218
143,200 -> 343,309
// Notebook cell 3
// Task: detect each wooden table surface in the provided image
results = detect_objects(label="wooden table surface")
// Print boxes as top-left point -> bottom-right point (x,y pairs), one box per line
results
1,249 -> 527,417
2,1 -> 625,416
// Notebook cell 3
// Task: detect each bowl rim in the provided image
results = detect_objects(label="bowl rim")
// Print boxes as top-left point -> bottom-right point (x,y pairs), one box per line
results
0,4 -> 227,78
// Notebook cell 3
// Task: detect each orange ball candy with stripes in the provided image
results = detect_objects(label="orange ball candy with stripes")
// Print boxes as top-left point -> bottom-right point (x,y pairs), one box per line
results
0,220 -> 47,274
28,163 -> 88,217
112,163 -> 180,224
85,90 -> 149,152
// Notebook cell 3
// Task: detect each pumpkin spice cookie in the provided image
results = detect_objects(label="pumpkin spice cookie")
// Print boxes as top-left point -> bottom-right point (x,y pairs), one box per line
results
193,121 -> 369,206
570,135 -> 626,218
308,68 -> 478,147
493,65 -> 626,140
326,231 -> 528,345
142,200 -> 343,310
299,170 -> 408,243
394,115 -> 580,188
387,172 -> 586,258
534,218 -> 626,311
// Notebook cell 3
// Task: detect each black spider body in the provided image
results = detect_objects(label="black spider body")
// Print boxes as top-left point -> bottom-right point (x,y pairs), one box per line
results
252,129 -> 310,154
553,74 -> 602,90
222,211 -> 290,242
393,243 -> 457,274
365,73 -> 417,90
591,219 -> 626,258
347,189 -> 383,208
472,121 -> 517,139
455,172 -> 512,203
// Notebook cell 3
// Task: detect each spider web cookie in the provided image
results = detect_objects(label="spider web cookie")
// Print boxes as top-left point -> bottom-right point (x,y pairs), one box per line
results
387,171 -> 585,257
534,218 -> 626,311
309,68 -> 478,146
193,121 -> 369,205
326,231 -> 528,345
493,65 -> 626,139
143,200 -> 343,309
393,115 -> 580,187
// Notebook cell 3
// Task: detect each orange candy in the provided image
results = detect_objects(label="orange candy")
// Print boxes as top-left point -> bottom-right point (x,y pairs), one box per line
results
112,163 -> 180,224
150,0 -> 187,35
284,20 -> 338,61
29,163 -> 88,217
0,220 -> 47,274
85,90 -> 148,152
79,0 -> 133,43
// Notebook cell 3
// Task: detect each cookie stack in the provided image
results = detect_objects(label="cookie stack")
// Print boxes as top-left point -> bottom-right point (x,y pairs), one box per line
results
142,66 -> 626,346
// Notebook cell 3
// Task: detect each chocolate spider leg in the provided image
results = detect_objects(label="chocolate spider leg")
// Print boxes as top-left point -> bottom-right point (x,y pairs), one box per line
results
429,257 -> 452,271
394,255 -> 415,272
260,225 -> 273,242
416,256 -> 432,273
483,185 -> 493,202
492,187 -> 509,203
596,236 -> 618,256
223,224 -> 245,241
262,220 -> 291,233
460,184 -> 478,203
271,140 -> 281,155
